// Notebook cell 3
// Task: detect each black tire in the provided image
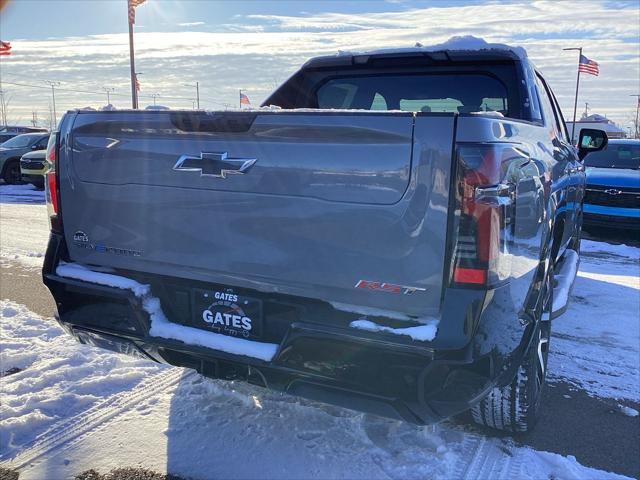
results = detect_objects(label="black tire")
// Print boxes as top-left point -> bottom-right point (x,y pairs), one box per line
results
471,268 -> 552,433
2,160 -> 23,185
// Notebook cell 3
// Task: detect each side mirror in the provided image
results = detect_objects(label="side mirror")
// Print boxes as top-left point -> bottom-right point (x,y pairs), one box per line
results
31,144 -> 39,150
578,128 -> 608,161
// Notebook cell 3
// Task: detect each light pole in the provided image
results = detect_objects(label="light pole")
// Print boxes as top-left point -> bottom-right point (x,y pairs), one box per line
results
44,81 -> 61,129
103,87 -> 115,105
183,82 -> 200,109
150,93 -> 160,106
631,94 -> 640,139
563,47 -> 582,143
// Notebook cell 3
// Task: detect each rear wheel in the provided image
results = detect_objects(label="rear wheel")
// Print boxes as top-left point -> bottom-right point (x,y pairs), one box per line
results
2,160 -> 23,185
471,268 -> 552,433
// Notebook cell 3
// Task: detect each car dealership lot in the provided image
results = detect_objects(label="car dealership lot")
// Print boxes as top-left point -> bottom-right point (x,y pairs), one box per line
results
0,184 -> 638,480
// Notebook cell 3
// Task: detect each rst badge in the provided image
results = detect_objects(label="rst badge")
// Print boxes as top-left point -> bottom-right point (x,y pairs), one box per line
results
355,279 -> 427,295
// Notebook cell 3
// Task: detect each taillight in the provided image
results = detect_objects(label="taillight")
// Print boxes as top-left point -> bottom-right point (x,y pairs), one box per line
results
44,133 -> 62,232
450,143 -> 528,288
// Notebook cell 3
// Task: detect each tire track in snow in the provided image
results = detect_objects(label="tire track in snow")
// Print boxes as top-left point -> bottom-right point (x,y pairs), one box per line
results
457,435 -> 516,480
3,366 -> 194,470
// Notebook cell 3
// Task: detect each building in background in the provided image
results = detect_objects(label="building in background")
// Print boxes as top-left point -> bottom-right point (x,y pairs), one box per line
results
567,113 -> 627,143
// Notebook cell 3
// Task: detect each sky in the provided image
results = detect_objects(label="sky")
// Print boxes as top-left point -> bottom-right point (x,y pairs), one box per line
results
0,0 -> 638,129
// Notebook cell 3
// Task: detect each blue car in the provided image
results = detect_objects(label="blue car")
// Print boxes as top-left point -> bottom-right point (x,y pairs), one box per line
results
583,139 -> 640,230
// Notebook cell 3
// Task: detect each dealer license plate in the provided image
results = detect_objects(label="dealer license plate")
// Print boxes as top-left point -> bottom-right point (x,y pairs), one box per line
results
192,288 -> 263,339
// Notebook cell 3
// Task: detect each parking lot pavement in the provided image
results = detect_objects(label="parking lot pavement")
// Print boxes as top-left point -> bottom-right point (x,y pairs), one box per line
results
523,382 -> 640,479
0,263 -> 55,318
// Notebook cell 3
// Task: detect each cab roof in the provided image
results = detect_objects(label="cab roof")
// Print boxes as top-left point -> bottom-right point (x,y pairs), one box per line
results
303,36 -> 527,69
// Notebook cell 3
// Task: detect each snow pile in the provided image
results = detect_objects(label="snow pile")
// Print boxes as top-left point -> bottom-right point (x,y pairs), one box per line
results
0,188 -> 48,269
618,405 -> 639,417
55,262 -> 279,361
580,239 -> 640,261
350,318 -> 438,342
0,301 -> 165,458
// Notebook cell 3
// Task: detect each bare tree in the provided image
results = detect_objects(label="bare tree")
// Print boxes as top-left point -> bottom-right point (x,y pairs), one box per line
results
0,88 -> 11,127
624,108 -> 640,139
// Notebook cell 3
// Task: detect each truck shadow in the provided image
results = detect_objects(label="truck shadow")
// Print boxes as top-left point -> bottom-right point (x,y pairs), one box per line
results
0,183 -> 45,205
161,270 -> 639,479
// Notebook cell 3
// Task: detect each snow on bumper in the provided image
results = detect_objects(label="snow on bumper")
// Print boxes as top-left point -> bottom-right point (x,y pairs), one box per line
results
55,262 -> 278,362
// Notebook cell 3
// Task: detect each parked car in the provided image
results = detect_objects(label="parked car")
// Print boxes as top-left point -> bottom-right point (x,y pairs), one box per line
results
0,126 -> 48,145
0,133 -> 50,184
20,150 -> 49,189
42,39 -> 607,433
582,139 -> 640,230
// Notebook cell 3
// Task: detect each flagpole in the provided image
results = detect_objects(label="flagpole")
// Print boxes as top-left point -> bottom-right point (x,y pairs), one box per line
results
564,47 -> 582,144
128,7 -> 138,109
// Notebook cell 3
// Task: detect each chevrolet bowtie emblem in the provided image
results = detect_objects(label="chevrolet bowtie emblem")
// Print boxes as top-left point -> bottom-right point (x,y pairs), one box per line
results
173,152 -> 257,178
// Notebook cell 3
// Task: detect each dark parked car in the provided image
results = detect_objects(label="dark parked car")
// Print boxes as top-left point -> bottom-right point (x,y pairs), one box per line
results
583,139 -> 639,230
0,133 -> 50,184
43,42 -> 606,433
0,126 -> 48,145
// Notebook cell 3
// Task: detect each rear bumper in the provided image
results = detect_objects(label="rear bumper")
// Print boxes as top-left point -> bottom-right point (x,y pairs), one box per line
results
42,234 -> 531,425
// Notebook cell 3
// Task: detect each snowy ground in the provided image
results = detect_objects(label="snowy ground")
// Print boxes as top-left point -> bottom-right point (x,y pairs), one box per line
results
0,185 -> 638,479
0,185 -> 49,270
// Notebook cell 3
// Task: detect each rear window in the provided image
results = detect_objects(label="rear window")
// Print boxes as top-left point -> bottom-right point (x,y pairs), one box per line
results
584,144 -> 640,169
316,74 -> 511,116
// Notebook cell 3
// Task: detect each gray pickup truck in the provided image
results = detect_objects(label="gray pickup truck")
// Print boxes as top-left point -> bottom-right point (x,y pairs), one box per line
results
43,42 -> 607,433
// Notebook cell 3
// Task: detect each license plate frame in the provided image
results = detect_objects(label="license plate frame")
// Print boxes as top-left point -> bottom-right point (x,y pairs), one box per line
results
191,288 -> 263,340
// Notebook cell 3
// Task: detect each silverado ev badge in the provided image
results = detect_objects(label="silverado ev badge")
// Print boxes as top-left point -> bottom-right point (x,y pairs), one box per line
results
202,291 -> 253,337
72,230 -> 142,257
173,152 -> 257,178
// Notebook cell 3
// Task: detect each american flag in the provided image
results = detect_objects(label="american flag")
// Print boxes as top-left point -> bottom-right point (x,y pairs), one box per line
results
0,40 -> 12,56
578,54 -> 599,76
240,92 -> 251,105
128,0 -> 146,25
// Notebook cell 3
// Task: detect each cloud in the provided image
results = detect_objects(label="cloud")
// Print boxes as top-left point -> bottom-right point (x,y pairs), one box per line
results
0,0 -> 637,128
177,21 -> 205,27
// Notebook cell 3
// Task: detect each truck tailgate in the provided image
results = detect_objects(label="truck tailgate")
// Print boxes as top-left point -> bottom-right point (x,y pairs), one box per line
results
60,111 -> 454,317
